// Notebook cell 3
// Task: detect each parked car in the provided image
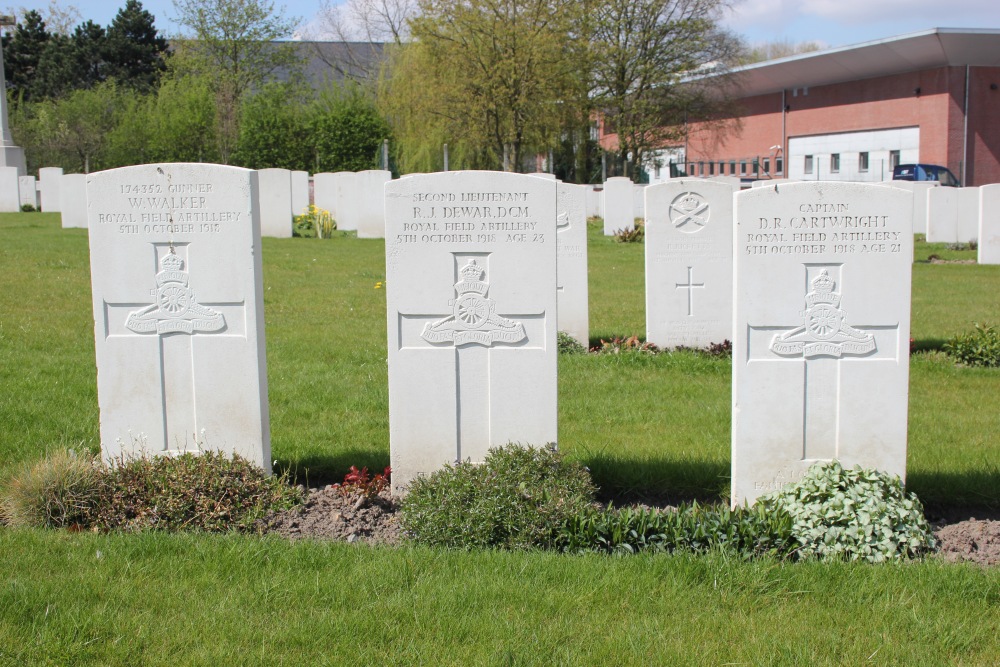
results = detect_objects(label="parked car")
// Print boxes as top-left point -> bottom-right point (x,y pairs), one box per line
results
892,163 -> 960,186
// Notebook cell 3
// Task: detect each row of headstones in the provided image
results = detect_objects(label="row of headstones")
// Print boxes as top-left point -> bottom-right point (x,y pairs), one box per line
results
86,163 -> 933,508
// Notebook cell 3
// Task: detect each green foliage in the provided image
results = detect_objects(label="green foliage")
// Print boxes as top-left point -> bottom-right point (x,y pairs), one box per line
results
233,82 -> 313,170
104,0 -> 170,92
560,502 -> 794,557
19,204 -> 37,213
595,335 -> 659,355
613,224 -> 644,243
293,205 -> 337,238
0,449 -> 100,528
557,331 -> 586,354
943,323 -> 1000,367
400,445 -> 597,550
89,451 -> 303,533
756,461 -> 936,563
311,84 -> 392,172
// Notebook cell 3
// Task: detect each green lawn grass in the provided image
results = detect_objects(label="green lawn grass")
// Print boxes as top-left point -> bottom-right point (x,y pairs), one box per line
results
1,212 -> 999,665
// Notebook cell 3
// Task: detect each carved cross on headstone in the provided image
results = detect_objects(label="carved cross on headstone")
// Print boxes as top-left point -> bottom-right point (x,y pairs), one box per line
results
675,266 -> 705,317
747,264 -> 899,460
398,254 -> 543,463
103,243 -> 246,454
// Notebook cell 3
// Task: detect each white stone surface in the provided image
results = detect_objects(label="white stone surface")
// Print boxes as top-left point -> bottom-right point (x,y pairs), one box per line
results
979,184 -> 1000,264
0,166 -> 18,212
885,180 -> 938,234
531,172 -> 556,179
356,169 -> 391,238
315,171 -> 359,231
18,175 -> 37,209
957,187 -> 979,243
602,177 -> 633,235
556,182 -> 589,345
645,179 -> 736,348
926,187 -> 958,243
291,170 -> 309,217
257,168 -> 292,238
633,183 -> 646,217
733,182 -> 913,506
384,171 -> 558,492
59,174 -> 88,228
87,163 -> 270,468
584,185 -> 602,218
38,167 -> 63,212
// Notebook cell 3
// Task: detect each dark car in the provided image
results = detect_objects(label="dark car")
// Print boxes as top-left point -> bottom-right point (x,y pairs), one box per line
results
892,163 -> 960,187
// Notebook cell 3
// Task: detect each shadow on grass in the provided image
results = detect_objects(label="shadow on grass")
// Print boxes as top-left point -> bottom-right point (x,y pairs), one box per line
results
274,449 -> 391,488
907,469 -> 1000,516
911,338 -> 949,353
580,453 -> 731,507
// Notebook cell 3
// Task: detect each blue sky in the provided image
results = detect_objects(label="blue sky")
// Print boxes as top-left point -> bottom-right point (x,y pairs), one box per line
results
4,0 -> 999,50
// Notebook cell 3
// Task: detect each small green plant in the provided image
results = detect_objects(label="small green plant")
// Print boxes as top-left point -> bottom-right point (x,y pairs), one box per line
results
20,203 -> 37,213
89,451 -> 304,533
755,461 -> 936,563
594,335 -> 658,355
557,331 -> 586,354
945,241 -> 977,251
943,323 -> 1000,367
613,224 -> 644,243
0,449 -> 100,528
293,205 -> 337,238
400,445 -> 597,550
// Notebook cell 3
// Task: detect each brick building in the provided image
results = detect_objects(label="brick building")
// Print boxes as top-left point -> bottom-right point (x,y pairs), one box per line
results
601,28 -> 1000,186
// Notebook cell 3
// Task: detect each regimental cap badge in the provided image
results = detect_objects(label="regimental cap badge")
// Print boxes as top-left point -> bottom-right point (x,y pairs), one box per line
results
805,269 -> 839,308
454,259 -> 489,297
155,251 -> 189,289
677,194 -> 702,212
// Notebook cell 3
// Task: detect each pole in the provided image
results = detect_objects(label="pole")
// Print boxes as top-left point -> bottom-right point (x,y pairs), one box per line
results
382,139 -> 389,171
443,143 -> 449,172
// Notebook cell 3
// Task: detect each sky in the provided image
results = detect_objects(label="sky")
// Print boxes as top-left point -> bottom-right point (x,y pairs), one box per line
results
3,0 -> 999,51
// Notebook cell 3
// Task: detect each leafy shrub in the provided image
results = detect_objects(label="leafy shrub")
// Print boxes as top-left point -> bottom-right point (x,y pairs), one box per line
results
20,204 -> 37,213
89,452 -> 303,533
756,461 -> 936,563
560,501 -> 794,557
593,335 -> 658,355
336,465 -> 391,499
557,331 -> 586,355
400,445 -> 597,550
293,205 -> 337,238
943,323 -> 1000,367
945,241 -> 977,251
613,224 -> 644,243
0,449 -> 100,528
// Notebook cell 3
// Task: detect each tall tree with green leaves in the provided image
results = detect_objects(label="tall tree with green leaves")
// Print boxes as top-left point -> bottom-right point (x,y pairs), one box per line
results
69,19 -> 106,89
589,0 -> 743,179
171,0 -> 302,163
2,10 -> 50,100
105,0 -> 169,91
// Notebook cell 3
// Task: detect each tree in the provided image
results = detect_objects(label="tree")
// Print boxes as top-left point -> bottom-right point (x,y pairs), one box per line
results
589,0 -> 743,179
105,0 -> 169,91
742,39 -> 822,64
2,10 -> 50,100
171,0 -> 303,163
232,82 -> 313,170
311,82 -> 391,172
69,20 -> 107,89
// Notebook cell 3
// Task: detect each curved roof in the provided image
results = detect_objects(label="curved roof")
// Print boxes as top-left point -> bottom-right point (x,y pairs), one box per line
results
734,28 -> 1000,96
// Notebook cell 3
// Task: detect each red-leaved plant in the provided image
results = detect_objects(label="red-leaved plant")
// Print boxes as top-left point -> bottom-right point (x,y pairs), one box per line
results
339,465 -> 391,499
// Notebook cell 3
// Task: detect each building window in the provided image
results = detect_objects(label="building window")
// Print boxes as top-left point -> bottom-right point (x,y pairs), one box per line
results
859,152 -> 869,172
830,153 -> 840,173
729,160 -> 736,175
776,157 -> 784,174
654,163 -> 661,178
740,160 -> 747,175
889,150 -> 901,170
708,162 -> 715,176
804,155 -> 814,174
752,158 -> 759,175
762,158 -> 770,174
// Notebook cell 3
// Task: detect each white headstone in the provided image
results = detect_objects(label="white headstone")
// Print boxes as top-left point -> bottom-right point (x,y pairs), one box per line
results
314,171 -> 358,231
18,175 -> 37,209
926,187 -> 959,243
290,170 -> 309,218
602,177 -> 633,235
531,172 -> 557,179
86,163 -> 270,468
357,169 -> 391,238
39,167 -> 63,212
979,184 -> 1000,265
0,166 -> 18,212
585,185 -> 602,218
957,187 -> 979,243
556,182 -> 589,345
733,182 -> 913,506
645,179 -> 736,348
885,181 -> 938,234
257,168 -> 292,238
633,183 -> 647,218
384,171 -> 558,492
59,174 -> 88,228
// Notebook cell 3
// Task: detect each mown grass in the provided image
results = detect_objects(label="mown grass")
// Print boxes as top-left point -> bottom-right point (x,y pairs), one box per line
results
1,212 -> 999,664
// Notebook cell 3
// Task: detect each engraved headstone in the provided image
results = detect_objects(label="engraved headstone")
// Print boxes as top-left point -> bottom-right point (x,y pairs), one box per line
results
886,180 -> 937,234
357,169 -> 391,238
645,179 -> 736,348
257,168 -> 292,237
0,166 -> 18,211
385,171 -> 558,492
87,163 -> 270,468
602,177 -> 633,235
18,175 -> 38,209
979,184 -> 1000,265
59,174 -> 88,228
38,167 -> 63,212
957,187 -> 979,243
291,170 -> 309,217
585,185 -> 602,218
556,182 -> 589,345
333,171 -> 359,231
733,182 -> 913,506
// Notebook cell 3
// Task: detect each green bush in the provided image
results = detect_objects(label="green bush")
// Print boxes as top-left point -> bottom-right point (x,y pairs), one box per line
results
559,502 -> 794,557
557,331 -> 586,355
89,451 -> 303,533
756,461 -> 936,563
943,323 -> 1000,367
0,449 -> 100,528
400,445 -> 597,550
293,204 -> 337,239
613,224 -> 644,243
